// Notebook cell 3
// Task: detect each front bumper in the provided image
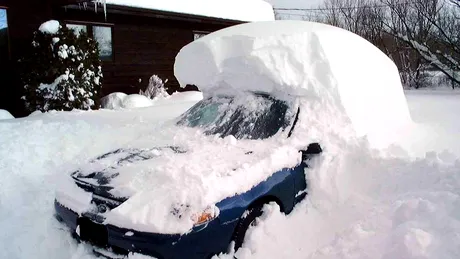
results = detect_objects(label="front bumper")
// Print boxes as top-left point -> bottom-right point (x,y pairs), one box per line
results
54,200 -> 236,259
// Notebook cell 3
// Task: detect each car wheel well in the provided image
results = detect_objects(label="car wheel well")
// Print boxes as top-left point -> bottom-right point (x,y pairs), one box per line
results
249,195 -> 285,213
229,195 -> 284,253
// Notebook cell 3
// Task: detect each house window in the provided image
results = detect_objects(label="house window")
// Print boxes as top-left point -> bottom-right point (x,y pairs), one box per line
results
93,26 -> 113,61
66,24 -> 87,37
65,22 -> 113,61
0,8 -> 9,61
193,31 -> 209,41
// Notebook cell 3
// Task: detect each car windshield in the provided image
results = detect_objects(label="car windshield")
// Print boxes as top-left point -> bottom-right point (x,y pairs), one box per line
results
177,93 -> 294,140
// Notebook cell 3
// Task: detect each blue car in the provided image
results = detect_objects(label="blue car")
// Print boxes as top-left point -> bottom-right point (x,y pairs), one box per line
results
54,92 -> 322,259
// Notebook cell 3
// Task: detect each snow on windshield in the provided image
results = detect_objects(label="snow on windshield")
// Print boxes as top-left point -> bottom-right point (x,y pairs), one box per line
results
175,21 -> 412,148
177,93 -> 296,140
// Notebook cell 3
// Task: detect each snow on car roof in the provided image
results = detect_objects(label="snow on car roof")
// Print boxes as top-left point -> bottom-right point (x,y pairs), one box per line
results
100,0 -> 275,22
175,20 -> 412,147
56,21 -> 412,235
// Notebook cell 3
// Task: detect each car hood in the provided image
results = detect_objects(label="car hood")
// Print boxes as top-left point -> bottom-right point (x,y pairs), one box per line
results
71,145 -> 188,201
57,127 -> 302,234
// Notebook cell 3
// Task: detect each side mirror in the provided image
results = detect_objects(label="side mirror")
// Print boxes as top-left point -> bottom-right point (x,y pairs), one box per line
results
302,143 -> 322,161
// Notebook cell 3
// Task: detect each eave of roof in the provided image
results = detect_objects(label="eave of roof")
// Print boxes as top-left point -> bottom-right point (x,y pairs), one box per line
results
57,1 -> 255,24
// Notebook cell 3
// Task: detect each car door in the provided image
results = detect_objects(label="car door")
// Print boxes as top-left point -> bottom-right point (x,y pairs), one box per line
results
291,162 -> 308,205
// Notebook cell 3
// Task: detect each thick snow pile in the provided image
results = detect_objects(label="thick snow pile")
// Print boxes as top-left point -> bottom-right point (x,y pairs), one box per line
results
214,91 -> 460,259
39,20 -> 60,34
52,21 -> 412,234
58,92 -> 301,233
119,94 -> 155,109
2,20 -> 460,259
0,109 -> 14,120
102,0 -> 275,22
1,91 -> 460,259
175,21 -> 411,148
216,146 -> 460,259
0,100 -> 198,259
100,92 -> 128,109
100,91 -> 203,109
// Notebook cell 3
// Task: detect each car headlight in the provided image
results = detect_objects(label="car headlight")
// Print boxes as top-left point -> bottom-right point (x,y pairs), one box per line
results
192,206 -> 220,226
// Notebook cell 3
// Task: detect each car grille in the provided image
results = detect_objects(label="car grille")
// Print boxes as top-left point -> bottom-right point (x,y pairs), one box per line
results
92,193 -> 123,210
78,217 -> 108,247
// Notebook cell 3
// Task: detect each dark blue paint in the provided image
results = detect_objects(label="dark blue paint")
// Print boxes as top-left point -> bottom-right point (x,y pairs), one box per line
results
55,161 -> 309,259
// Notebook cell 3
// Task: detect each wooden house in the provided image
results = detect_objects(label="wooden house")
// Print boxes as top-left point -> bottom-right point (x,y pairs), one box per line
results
0,0 -> 274,116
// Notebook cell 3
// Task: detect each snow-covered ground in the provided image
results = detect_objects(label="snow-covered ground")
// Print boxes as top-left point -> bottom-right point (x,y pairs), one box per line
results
0,90 -> 459,259
0,109 -> 14,120
219,90 -> 460,259
2,19 -> 460,258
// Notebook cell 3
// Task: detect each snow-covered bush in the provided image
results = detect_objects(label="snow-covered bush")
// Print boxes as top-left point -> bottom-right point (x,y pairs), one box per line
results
20,20 -> 103,112
139,75 -> 169,99
100,92 -> 128,109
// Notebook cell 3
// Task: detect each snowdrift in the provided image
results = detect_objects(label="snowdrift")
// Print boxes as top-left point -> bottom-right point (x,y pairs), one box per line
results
0,109 -> 14,120
100,91 -> 203,109
53,21 -> 415,234
175,21 -> 412,147
1,91 -> 460,259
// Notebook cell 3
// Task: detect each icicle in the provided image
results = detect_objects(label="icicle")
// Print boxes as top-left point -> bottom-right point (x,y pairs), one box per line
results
92,0 -> 107,20
102,0 -> 107,20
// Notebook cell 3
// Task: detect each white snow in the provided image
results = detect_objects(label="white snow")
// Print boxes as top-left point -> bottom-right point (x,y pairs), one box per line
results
175,21 -> 411,148
2,20 -> 460,259
100,91 -> 203,109
46,21 -> 412,234
120,94 -> 155,109
101,0 -> 275,22
0,109 -> 14,120
100,92 -> 128,109
1,89 -> 460,258
39,20 -> 60,34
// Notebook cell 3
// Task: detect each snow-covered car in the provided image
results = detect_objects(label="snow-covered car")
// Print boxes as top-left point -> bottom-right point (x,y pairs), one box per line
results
55,92 -> 322,258
54,20 -> 410,259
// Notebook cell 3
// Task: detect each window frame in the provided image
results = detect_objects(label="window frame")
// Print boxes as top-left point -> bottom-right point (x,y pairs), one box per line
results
64,20 -> 115,62
193,30 -> 209,41
0,6 -> 11,61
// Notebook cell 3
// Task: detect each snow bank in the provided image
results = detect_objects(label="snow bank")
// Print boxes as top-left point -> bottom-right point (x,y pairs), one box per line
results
175,21 -> 412,147
39,20 -> 60,34
100,92 -> 128,109
1,90 -> 460,258
121,94 -> 154,109
0,109 -> 14,120
103,0 -> 275,22
0,101 -> 197,259
100,91 -> 203,109
217,145 -> 460,259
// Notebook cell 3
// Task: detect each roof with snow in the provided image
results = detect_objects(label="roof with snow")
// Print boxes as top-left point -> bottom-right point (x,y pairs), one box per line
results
95,0 -> 275,22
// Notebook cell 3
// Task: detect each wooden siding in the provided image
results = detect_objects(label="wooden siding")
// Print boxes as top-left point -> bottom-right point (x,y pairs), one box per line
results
0,1 -> 241,116
54,5 -> 240,96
